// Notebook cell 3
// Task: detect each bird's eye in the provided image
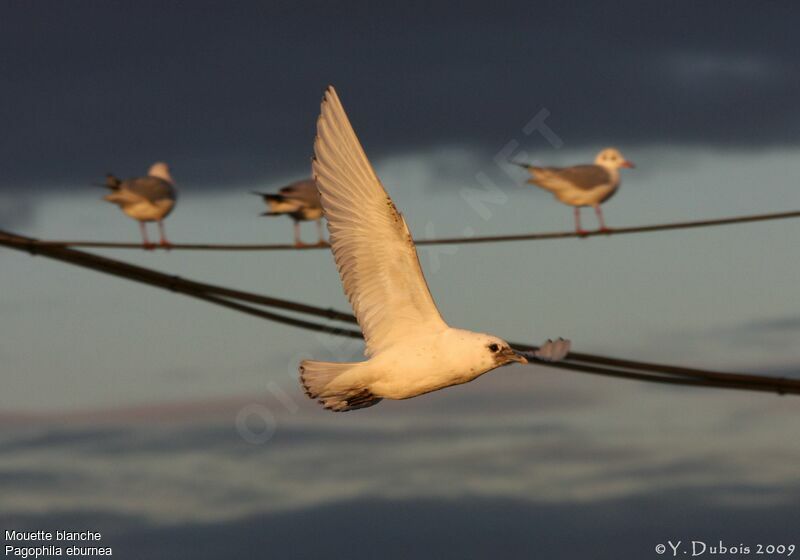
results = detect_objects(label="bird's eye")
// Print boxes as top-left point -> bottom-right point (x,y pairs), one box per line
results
489,344 -> 500,353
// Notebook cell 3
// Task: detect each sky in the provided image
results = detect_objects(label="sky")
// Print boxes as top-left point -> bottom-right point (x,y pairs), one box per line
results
1,2 -> 800,559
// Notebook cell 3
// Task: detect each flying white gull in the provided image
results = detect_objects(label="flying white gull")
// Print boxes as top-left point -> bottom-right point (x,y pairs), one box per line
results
102,162 -> 177,248
300,86 -> 569,412
252,179 -> 325,246
513,148 -> 634,233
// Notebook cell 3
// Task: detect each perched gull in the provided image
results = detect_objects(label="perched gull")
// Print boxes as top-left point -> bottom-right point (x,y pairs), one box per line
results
513,148 -> 634,233
252,179 -> 325,246
102,162 -> 177,248
300,86 -> 569,412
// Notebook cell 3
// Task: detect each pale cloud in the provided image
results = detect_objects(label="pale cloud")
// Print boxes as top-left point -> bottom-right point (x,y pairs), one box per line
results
1,368 -> 798,524
663,52 -> 789,86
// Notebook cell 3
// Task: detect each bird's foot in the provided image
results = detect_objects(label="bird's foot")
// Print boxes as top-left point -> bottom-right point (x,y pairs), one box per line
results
598,227 -> 613,234
294,241 -> 308,248
316,240 -> 330,247
142,242 -> 156,251
575,229 -> 589,237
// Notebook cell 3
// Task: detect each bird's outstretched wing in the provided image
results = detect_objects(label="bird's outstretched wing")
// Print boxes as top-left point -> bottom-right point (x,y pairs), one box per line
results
313,86 -> 448,357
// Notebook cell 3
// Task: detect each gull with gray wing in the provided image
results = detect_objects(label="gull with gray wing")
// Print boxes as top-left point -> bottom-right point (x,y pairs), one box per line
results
513,148 -> 634,233
252,179 -> 325,246
102,162 -> 177,248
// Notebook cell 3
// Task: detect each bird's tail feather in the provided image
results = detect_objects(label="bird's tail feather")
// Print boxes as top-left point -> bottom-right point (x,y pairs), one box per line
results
510,160 -> 547,174
299,360 -> 381,412
251,190 -> 283,201
510,161 -> 549,188
103,174 -> 121,190
253,192 -> 303,215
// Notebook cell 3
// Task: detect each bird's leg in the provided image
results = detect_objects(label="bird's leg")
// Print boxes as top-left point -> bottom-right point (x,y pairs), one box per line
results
594,206 -> 611,233
316,218 -> 326,246
157,220 -> 172,249
294,221 -> 305,247
574,207 -> 587,236
139,222 -> 154,250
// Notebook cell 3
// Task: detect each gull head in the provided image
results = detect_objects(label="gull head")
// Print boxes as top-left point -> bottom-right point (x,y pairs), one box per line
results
147,162 -> 174,184
595,147 -> 634,170
468,333 -> 528,369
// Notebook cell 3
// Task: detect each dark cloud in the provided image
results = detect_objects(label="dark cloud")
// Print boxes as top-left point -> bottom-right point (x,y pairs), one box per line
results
1,1 -> 799,191
703,315 -> 800,353
2,407 -> 798,559
0,418 -> 569,458
0,426 -> 129,453
3,492 -> 799,560
739,316 -> 800,333
0,469 -> 74,490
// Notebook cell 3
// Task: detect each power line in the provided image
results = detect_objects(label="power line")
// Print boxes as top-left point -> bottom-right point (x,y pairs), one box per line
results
3,227 -> 798,396
18,209 -> 800,251
0,229 -> 354,322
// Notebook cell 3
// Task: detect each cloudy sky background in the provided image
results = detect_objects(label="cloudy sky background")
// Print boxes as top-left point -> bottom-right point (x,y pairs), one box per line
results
2,2 -> 800,558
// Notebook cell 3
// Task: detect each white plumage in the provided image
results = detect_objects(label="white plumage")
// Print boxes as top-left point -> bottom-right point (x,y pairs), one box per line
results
300,86 -> 557,412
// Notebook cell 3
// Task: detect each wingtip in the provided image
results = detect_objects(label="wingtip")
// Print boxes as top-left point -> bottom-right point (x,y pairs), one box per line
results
322,85 -> 336,103
323,85 -> 343,109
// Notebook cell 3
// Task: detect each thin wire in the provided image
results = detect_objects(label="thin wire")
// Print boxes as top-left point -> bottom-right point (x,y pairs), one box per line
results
192,293 -> 363,338
18,209 -> 800,251
13,227 -> 790,391
0,229 -> 355,323
2,227 -> 799,396
532,361 -> 800,395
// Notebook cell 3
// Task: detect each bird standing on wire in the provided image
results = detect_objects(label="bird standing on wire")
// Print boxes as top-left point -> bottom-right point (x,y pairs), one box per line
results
300,86 -> 569,412
102,162 -> 177,249
252,179 -> 325,247
513,148 -> 634,234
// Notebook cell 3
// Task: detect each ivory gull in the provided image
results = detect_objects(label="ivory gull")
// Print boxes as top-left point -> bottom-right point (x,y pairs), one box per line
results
300,86 -> 567,412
